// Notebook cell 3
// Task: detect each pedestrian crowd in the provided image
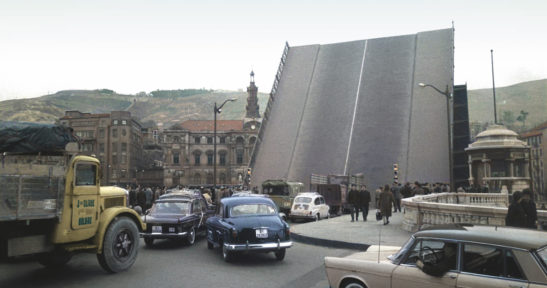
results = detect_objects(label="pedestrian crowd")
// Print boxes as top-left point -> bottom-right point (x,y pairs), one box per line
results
505,188 -> 538,229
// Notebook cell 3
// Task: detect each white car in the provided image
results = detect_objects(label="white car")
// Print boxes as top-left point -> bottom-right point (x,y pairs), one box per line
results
290,192 -> 330,222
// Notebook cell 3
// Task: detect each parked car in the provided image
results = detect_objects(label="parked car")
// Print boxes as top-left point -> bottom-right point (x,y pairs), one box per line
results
290,192 -> 330,222
159,189 -> 216,211
206,196 -> 292,262
325,224 -> 547,288
140,195 -> 214,247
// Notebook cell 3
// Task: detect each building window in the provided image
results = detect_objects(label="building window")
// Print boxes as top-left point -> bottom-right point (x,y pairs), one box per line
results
174,154 -> 180,165
112,128 -> 118,138
121,155 -> 127,164
195,136 -> 201,144
121,143 -> 127,153
122,128 -> 127,136
207,174 -> 213,184
99,128 -> 105,138
99,143 -> 105,154
236,149 -> 243,164
193,173 -> 201,184
207,154 -> 213,166
113,120 -> 118,125
219,173 -> 226,184
112,155 -> 118,165
220,137 -> 226,144
219,153 -> 226,166
174,136 -> 180,143
82,143 -> 93,152
194,154 -> 201,166
207,137 -> 213,144
122,120 -> 127,125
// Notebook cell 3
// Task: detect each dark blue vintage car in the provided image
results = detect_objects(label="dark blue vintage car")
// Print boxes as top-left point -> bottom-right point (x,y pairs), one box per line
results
140,195 -> 214,247
206,196 -> 292,262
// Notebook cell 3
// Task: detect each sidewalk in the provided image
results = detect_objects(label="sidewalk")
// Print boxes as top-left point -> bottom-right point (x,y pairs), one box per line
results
290,211 -> 412,251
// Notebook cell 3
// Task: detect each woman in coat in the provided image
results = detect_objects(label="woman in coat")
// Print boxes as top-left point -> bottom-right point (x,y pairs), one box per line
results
378,184 -> 395,225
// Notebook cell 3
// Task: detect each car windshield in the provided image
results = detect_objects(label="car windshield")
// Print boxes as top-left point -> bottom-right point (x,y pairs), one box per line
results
388,236 -> 415,263
536,246 -> 547,271
230,204 -> 276,217
295,197 -> 312,203
152,202 -> 190,215
263,185 -> 289,196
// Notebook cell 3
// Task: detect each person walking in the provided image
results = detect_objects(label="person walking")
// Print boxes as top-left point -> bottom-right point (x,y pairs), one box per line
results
378,184 -> 395,225
505,191 -> 527,228
521,189 -> 538,229
391,182 -> 402,213
347,185 -> 360,222
136,185 -> 146,211
358,185 -> 371,221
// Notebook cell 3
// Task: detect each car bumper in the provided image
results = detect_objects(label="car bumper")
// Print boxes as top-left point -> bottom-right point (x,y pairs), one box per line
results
224,240 -> 292,251
140,232 -> 188,239
290,213 -> 315,220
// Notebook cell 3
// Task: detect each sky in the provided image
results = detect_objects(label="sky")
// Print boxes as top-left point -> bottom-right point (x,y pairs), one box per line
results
1,0 -> 546,100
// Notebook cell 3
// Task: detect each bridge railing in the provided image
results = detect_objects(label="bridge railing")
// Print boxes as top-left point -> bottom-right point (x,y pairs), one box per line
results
249,42 -> 290,169
401,193 -> 547,232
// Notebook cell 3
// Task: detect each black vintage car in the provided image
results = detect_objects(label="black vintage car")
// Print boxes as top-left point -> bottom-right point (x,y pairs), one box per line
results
140,195 -> 214,247
206,196 -> 292,262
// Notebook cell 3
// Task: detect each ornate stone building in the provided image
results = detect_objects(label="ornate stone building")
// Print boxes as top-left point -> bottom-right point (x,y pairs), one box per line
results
59,110 -> 144,186
161,72 -> 261,187
520,122 -> 547,201
465,124 -> 530,194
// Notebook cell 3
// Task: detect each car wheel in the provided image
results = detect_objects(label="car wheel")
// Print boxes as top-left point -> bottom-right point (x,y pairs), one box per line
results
207,240 -> 214,250
144,238 -> 154,248
186,226 -> 196,245
97,217 -> 139,273
274,248 -> 286,261
222,244 -> 233,262
342,280 -> 367,288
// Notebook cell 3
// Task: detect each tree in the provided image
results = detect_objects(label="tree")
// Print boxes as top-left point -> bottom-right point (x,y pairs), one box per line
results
501,111 -> 515,126
516,110 -> 529,129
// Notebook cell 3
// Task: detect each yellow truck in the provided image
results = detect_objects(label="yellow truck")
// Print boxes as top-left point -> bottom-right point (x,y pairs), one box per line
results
0,125 -> 145,273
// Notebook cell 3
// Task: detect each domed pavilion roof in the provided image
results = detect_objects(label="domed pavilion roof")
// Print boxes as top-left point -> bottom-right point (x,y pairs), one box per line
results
466,124 -> 528,151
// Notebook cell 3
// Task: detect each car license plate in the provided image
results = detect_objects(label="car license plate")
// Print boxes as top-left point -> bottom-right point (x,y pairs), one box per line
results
256,228 -> 268,238
169,227 -> 176,233
152,226 -> 162,233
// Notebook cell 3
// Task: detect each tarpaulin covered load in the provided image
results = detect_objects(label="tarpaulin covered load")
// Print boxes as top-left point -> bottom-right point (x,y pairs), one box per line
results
0,121 -> 78,154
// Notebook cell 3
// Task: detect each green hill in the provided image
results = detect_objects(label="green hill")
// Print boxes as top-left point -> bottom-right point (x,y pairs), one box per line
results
468,79 -> 547,131
0,79 -> 545,131
0,89 -> 270,128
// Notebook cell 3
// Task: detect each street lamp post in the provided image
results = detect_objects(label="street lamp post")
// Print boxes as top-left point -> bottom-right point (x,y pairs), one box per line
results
418,82 -> 454,192
214,98 -> 237,189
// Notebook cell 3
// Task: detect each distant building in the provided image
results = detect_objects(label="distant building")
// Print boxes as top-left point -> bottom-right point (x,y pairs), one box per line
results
161,72 -> 261,187
59,110 -> 144,186
520,122 -> 547,201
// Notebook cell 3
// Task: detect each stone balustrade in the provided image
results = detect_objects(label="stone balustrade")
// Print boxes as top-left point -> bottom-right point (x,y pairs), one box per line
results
402,193 -> 547,232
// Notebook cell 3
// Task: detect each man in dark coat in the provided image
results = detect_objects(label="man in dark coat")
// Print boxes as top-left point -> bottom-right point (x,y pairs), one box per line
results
521,189 -> 537,229
136,185 -> 146,211
347,185 -> 360,222
391,182 -> 402,213
358,185 -> 371,221
506,191 -> 527,228
378,184 -> 395,225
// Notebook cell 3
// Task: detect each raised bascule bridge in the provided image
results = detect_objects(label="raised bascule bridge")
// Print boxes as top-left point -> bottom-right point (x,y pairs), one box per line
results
250,28 -> 455,191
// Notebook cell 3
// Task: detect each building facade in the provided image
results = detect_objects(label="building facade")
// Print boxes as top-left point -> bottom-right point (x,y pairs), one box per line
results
520,122 -> 547,201
161,72 -> 261,187
59,110 -> 144,186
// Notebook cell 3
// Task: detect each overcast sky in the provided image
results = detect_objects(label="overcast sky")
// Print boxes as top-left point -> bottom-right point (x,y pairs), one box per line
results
1,0 -> 545,100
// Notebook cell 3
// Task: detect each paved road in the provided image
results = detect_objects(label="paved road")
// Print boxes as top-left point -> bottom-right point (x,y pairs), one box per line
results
0,236 -> 352,288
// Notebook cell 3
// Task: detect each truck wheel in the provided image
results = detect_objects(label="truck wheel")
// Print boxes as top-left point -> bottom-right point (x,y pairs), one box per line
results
37,248 -> 72,268
144,238 -> 154,248
97,216 -> 139,273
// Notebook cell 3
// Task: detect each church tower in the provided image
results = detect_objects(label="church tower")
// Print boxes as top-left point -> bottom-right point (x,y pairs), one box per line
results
246,71 -> 260,118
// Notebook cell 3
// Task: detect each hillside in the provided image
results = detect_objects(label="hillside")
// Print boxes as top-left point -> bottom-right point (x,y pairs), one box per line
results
0,79 -> 545,131
0,89 -> 270,129
467,79 -> 547,131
